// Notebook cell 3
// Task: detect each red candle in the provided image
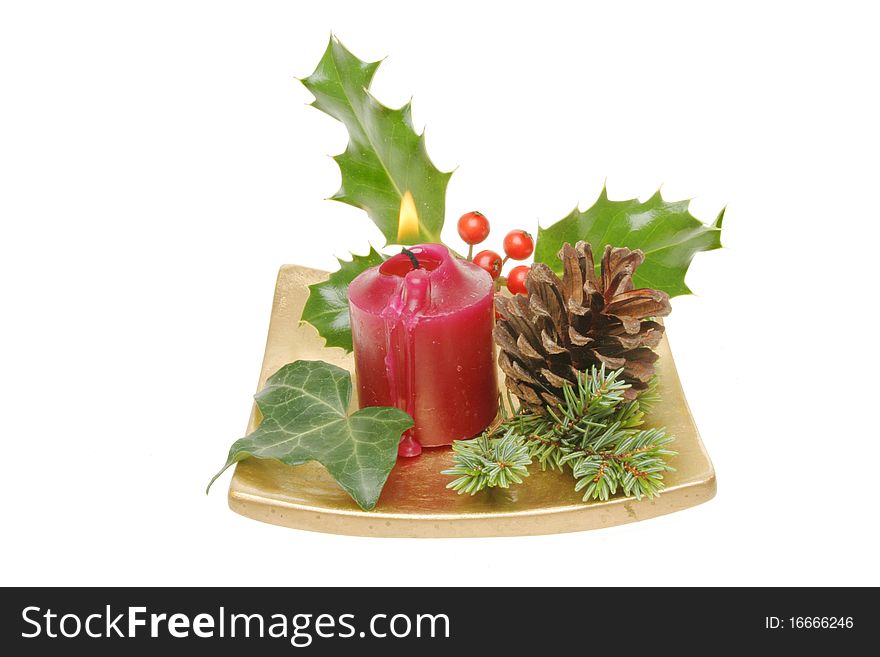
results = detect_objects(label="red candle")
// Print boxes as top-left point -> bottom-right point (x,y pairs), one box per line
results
348,243 -> 498,457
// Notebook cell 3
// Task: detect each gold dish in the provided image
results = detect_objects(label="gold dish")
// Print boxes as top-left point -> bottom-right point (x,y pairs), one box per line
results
227,265 -> 716,537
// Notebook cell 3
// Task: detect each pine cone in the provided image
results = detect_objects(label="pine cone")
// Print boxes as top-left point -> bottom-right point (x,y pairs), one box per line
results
495,241 -> 671,411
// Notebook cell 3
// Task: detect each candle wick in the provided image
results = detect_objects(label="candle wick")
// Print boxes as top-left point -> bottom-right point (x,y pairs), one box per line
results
401,248 -> 421,270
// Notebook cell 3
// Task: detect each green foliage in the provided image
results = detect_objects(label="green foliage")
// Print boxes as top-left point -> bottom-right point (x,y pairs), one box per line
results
443,367 -> 676,502
301,247 -> 385,352
534,187 -> 724,297
564,427 -> 675,501
443,431 -> 532,495
300,36 -> 452,245
208,360 -> 412,510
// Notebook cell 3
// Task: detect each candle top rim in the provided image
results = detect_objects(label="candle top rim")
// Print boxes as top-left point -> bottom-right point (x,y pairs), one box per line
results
348,243 -> 494,317
380,245 -> 445,277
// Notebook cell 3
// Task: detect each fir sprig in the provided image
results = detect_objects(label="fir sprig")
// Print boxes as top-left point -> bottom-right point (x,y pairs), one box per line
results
442,366 -> 676,502
444,430 -> 532,495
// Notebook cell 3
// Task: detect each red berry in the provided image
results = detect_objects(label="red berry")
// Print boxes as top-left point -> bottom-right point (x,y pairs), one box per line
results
473,250 -> 503,279
457,211 -> 490,245
506,265 -> 530,295
502,229 -> 534,260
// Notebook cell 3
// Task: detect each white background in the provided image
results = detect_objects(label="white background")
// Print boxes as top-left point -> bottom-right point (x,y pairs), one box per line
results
2,0 -> 878,586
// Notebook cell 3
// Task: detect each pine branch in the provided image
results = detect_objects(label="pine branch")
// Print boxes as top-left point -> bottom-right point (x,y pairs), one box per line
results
564,427 -> 676,500
442,430 -> 532,495
442,367 -> 677,502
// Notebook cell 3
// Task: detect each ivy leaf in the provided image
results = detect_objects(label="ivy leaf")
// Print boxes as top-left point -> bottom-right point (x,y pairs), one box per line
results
301,247 -> 385,353
208,360 -> 413,511
300,36 -> 452,245
534,188 -> 724,297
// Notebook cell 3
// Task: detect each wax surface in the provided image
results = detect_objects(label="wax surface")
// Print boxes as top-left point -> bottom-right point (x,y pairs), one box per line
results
348,244 -> 498,456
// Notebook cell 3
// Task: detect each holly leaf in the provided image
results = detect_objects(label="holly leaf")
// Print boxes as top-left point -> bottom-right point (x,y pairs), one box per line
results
534,188 -> 724,297
301,247 -> 385,353
300,36 -> 452,245
208,360 -> 412,511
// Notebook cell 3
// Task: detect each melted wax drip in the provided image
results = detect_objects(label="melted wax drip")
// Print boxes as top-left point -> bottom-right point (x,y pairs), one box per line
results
381,269 -> 431,457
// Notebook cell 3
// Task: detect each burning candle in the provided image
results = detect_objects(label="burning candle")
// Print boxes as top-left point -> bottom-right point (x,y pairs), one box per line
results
348,240 -> 498,457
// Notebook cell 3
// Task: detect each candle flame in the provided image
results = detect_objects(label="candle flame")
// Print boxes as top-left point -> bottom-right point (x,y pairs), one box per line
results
397,191 -> 420,243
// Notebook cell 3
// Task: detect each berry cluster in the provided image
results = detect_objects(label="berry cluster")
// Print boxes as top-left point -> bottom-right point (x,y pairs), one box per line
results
456,211 -> 533,295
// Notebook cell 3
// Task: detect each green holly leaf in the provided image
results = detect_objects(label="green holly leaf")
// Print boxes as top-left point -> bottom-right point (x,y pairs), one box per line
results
534,188 -> 724,297
300,36 -> 452,245
208,360 -> 413,511
301,247 -> 385,353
